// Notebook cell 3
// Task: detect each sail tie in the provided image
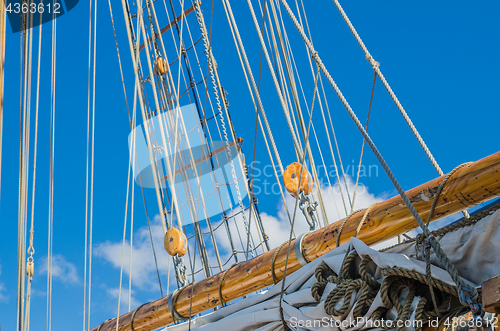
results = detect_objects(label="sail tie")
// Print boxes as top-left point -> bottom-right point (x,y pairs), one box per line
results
279,0 -> 479,309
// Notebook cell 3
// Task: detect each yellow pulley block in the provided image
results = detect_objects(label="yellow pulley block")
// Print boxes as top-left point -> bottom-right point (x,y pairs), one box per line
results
26,261 -> 34,277
153,57 -> 168,76
164,228 -> 188,257
283,162 -> 313,197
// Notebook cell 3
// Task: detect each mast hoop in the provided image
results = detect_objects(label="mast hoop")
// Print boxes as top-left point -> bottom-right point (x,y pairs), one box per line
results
294,232 -> 310,267
272,241 -> 290,285
218,263 -> 240,307
130,302 -> 150,330
167,288 -> 189,321
97,319 -> 112,331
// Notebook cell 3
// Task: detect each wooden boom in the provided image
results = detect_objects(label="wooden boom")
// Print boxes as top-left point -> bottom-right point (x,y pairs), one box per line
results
92,151 -> 500,331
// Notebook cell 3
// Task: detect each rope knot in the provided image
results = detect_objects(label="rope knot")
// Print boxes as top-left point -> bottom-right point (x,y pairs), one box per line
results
365,54 -> 379,69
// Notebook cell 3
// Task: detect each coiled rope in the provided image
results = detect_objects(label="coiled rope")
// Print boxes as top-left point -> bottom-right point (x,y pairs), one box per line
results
312,251 -> 464,331
279,0 -> 477,307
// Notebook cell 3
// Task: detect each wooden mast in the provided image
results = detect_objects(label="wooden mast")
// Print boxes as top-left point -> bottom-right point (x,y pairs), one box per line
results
91,151 -> 500,331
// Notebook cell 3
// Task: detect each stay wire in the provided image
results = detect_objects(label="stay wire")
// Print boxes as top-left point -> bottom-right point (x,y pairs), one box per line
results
350,71 -> 376,214
279,65 -> 320,329
330,0 -> 469,219
279,0 -> 477,305
106,0 -> 163,297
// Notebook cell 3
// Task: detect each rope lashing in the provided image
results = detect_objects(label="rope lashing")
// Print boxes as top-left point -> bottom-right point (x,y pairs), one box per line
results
271,241 -> 289,285
336,209 -> 363,248
381,199 -> 500,253
425,162 -> 473,227
354,202 -> 378,238
418,162 -> 476,311
279,0 -> 478,308
218,263 -> 239,307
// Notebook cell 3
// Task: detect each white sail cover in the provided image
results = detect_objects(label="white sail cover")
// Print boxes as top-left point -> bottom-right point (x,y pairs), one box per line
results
165,207 -> 500,331
128,103 -> 247,225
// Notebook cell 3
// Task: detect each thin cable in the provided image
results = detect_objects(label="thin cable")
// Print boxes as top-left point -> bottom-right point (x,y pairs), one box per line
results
279,0 -> 477,304
279,64 -> 320,329
330,0 -> 469,219
46,9 -> 57,331
17,7 -> 29,331
83,0 -> 93,327
351,71 -> 376,213
87,0 -> 97,328
0,0 -> 7,202
24,9 -> 43,331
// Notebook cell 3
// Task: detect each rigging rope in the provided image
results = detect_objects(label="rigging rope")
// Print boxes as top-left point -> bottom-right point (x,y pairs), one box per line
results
330,0 -> 469,219
279,64 -> 320,330
0,0 -> 6,203
116,133 -> 134,329
221,0 -> 297,240
106,0 -> 164,298
351,71 -> 377,214
23,8 -> 43,331
47,10 -> 57,330
288,0 -> 351,216
279,0 -> 478,308
83,0 -> 96,328
17,7 -> 29,331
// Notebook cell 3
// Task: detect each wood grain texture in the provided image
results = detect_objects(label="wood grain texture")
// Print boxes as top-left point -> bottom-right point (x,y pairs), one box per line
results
92,151 -> 500,331
483,275 -> 500,313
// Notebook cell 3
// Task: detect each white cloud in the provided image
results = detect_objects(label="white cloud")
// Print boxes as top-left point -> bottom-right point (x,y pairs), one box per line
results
0,264 -> 7,302
214,175 -> 385,262
95,216 -> 171,291
39,254 -> 79,284
93,176 -> 398,297
107,287 -> 141,313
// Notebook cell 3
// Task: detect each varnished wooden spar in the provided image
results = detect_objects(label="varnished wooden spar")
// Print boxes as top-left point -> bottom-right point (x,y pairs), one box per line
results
91,151 -> 500,331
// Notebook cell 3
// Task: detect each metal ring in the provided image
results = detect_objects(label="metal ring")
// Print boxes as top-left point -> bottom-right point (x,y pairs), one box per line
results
97,319 -> 112,331
168,287 -> 190,321
294,232 -> 310,267
130,302 -> 149,331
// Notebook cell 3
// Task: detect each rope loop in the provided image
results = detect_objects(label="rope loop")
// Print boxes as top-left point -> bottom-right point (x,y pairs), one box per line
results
130,302 -> 150,331
271,241 -> 289,285
365,54 -> 379,69
354,202 -> 378,238
218,263 -> 239,307
336,209 -> 363,248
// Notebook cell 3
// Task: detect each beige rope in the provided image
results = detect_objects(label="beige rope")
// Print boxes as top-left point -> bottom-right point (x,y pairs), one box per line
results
354,202 -> 378,238
271,241 -> 289,285
336,209 -> 363,248
314,249 -> 466,329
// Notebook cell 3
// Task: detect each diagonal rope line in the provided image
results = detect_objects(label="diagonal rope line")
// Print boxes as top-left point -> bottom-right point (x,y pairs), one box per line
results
330,0 -> 469,219
351,71 -> 376,214
279,64 -> 320,329
279,0 -> 477,306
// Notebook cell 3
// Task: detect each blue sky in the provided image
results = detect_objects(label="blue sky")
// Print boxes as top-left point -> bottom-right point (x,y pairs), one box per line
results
1,0 -> 499,330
